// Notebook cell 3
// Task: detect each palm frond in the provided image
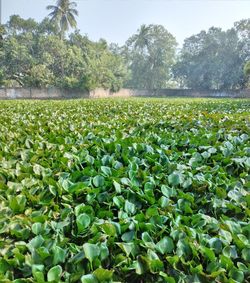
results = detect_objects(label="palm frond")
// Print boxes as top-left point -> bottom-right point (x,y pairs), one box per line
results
46,5 -> 57,10
47,0 -> 78,37
69,8 -> 78,16
67,13 -> 77,28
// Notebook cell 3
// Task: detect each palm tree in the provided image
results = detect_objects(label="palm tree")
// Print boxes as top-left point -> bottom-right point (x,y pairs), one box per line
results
47,0 -> 78,39
126,24 -> 151,52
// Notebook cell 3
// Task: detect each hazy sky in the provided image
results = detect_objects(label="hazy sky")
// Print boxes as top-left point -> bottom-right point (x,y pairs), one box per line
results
2,0 -> 250,46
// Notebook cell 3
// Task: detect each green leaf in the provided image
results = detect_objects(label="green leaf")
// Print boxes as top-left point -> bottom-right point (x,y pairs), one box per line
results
121,230 -> 135,242
209,238 -> 223,253
81,274 -> 98,283
33,271 -> 45,283
161,185 -> 176,198
83,243 -> 100,263
68,182 -> 85,193
28,235 -> 44,250
101,223 -> 117,237
219,229 -> 232,244
52,246 -> 67,265
32,264 -> 44,274
9,195 -> 27,213
229,267 -> 244,282
190,264 -> 203,274
142,232 -> 155,249
113,180 -> 121,193
200,246 -> 216,261
93,175 -> 105,187
101,166 -> 112,176
242,247 -> 250,262
77,213 -> 91,233
222,246 -> 237,259
47,265 -> 62,282
220,255 -> 234,270
168,172 -> 182,186
176,239 -> 192,258
156,237 -> 174,254
142,232 -> 154,243
93,268 -> 113,281
124,200 -> 136,215
159,272 -> 176,283
99,243 -> 109,261
116,242 -> 135,257
136,255 -> 149,275
32,223 -> 43,235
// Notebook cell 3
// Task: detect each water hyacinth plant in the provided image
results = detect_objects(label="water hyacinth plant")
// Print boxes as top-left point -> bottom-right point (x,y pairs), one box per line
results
0,98 -> 249,283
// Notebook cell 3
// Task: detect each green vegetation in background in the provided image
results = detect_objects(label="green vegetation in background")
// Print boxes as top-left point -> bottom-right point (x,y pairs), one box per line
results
124,24 -> 177,90
0,0 -> 249,91
0,98 -> 249,282
0,15 -> 129,91
173,20 -> 250,90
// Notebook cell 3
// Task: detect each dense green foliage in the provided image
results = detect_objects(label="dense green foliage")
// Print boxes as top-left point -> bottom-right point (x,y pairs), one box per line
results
124,24 -> 177,89
0,16 -> 128,91
173,19 -> 250,90
0,8 -> 249,91
0,98 -> 249,283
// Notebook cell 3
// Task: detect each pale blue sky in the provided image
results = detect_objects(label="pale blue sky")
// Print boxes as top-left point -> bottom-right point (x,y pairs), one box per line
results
2,0 -> 250,46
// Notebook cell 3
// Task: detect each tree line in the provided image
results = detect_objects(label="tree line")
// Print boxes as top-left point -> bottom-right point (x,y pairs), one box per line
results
0,0 -> 249,91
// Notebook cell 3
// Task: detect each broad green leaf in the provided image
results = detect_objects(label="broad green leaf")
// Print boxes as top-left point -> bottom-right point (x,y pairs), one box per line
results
200,246 -> 216,262
156,237 -> 174,254
168,172 -> 182,186
77,213 -> 91,233
9,195 -> 27,213
31,223 -> 43,235
52,246 -> 67,265
101,166 -> 112,176
101,223 -> 117,237
124,200 -> 136,215
81,274 -> 98,283
229,267 -> 244,282
93,268 -> 113,281
121,230 -> 135,242
93,175 -> 105,187
113,180 -> 121,193
241,247 -> 250,262
47,265 -> 62,282
83,243 -> 100,263
161,185 -> 176,198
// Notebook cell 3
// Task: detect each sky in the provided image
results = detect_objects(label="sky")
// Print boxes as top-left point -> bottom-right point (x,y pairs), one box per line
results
2,0 -> 250,46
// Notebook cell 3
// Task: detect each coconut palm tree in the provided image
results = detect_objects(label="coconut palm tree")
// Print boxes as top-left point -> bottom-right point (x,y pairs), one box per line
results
47,0 -> 78,39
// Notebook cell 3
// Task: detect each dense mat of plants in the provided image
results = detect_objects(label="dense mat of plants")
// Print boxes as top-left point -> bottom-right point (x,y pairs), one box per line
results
0,98 -> 249,283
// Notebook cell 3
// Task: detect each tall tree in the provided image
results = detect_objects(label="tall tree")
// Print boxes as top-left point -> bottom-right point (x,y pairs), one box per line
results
124,24 -> 177,90
47,0 -> 78,39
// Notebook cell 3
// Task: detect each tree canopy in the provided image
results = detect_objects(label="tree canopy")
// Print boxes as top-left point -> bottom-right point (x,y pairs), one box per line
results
0,12 -> 249,92
124,24 -> 177,90
0,16 -> 128,91
173,22 -> 250,90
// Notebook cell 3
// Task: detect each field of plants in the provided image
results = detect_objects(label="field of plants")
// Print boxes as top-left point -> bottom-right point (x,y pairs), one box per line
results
0,98 -> 249,283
